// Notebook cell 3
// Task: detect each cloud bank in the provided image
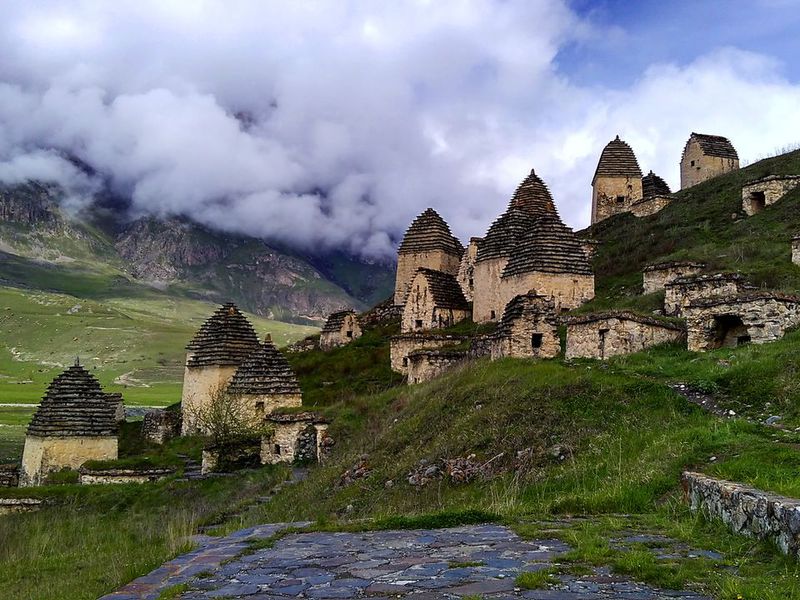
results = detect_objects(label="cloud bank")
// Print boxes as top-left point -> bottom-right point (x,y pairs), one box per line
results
1,1 -> 800,258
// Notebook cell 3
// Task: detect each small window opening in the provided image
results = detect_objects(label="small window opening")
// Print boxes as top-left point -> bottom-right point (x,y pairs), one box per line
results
255,401 -> 265,413
402,357 -> 408,367
615,195 -> 625,205
531,333 -> 543,349
690,160 -> 695,167
415,319 -> 423,329
490,310 -> 496,320
274,444 -> 282,455
599,328 -> 610,360
468,278 -> 474,288
346,330 -> 353,338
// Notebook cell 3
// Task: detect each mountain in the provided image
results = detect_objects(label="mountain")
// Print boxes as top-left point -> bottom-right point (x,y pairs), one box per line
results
0,181 -> 395,324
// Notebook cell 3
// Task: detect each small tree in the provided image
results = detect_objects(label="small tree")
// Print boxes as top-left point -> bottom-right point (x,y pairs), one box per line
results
194,385 -> 268,446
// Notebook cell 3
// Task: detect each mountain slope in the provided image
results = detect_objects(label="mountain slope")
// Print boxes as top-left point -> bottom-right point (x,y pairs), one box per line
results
0,182 -> 394,322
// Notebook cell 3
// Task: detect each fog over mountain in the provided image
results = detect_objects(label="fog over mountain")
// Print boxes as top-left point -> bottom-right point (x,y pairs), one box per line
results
2,1 -> 800,259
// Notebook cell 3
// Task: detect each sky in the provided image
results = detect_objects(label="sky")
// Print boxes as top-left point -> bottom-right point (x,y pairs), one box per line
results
1,0 -> 800,259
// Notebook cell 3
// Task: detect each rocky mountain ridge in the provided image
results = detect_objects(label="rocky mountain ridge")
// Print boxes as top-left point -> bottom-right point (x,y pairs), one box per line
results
0,182 -> 394,323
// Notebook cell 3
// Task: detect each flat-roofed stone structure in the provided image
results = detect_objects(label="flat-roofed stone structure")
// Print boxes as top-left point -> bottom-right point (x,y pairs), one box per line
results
684,291 -> 800,352
680,133 -> 739,189
742,175 -> 800,216
402,268 -> 470,333
320,310 -> 362,350
181,303 -> 261,434
564,311 -> 685,360
491,292 -> 559,360
407,348 -> 467,384
261,412 -> 330,465
642,261 -> 706,294
394,208 -> 464,305
474,170 -> 593,322
630,171 -> 675,217
226,336 -> 302,424
21,362 -> 119,487
664,273 -> 751,317
591,136 -> 643,224
456,237 -> 482,302
390,333 -> 471,375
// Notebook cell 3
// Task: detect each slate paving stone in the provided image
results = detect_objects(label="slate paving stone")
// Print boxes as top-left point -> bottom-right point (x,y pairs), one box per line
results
103,523 -> 716,599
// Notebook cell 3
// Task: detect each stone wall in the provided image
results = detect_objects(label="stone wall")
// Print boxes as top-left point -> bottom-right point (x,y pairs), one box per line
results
202,438 -> 262,474
492,318 -> 559,361
0,498 -> 43,515
358,298 -> 403,328
591,175 -> 643,223
394,249 -> 462,305
642,262 -> 706,294
793,236 -> 800,266
261,422 -> 329,465
630,195 -> 673,218
472,257 -> 509,323
684,293 -> 800,352
683,471 -> 800,557
390,334 -> 470,375
401,274 -> 469,333
564,313 -> 685,360
142,409 -> 182,445
742,175 -> 800,216
664,273 -> 749,317
456,238 -> 481,302
284,337 -> 319,353
237,392 -> 303,426
79,467 -> 175,485
407,349 -> 468,384
680,142 -> 739,189
499,271 -> 595,314
0,464 -> 19,488
180,363 -> 238,434
20,435 -> 118,487
320,313 -> 363,350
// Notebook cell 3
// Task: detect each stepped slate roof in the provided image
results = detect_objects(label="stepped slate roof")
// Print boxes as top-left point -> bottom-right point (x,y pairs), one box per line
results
476,170 -> 559,264
186,303 -> 260,368
321,310 -> 358,334
642,171 -> 672,198
496,293 -> 555,338
507,169 -> 557,215
27,363 -> 118,437
398,208 -> 463,256
592,136 -> 642,184
501,214 -> 593,277
413,268 -> 469,310
226,338 -> 301,396
685,133 -> 738,160
563,310 -> 684,331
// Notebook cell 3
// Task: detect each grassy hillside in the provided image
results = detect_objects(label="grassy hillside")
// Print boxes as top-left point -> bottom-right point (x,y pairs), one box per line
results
582,149 -> 800,310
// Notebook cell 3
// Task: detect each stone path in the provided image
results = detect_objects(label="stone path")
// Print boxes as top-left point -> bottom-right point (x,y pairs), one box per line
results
102,523 -> 714,599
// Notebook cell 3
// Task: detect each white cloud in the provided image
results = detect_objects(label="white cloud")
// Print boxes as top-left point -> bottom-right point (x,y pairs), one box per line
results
0,2 -> 799,257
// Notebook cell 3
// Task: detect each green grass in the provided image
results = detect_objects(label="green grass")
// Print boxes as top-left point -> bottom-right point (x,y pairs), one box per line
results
0,406 -> 33,463
0,466 -> 290,600
515,568 -> 560,589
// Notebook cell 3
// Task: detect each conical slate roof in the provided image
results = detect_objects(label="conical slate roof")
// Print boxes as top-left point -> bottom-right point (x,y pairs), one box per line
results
642,171 -> 672,199
507,169 -> 557,216
186,303 -> 260,368
413,268 -> 469,310
321,310 -> 358,334
592,136 -> 642,184
398,208 -> 463,256
27,363 -> 118,437
501,214 -> 593,278
226,338 -> 301,396
685,133 -> 738,160
476,170 -> 559,264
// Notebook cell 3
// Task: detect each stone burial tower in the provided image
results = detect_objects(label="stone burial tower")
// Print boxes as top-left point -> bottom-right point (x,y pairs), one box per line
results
225,334 -> 303,425
21,361 -> 120,487
181,302 -> 260,434
394,208 -> 464,306
591,135 -> 643,224
680,133 -> 739,189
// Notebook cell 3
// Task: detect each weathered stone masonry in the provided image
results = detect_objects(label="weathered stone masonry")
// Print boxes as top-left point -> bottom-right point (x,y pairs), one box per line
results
401,268 -> 470,333
684,292 -> 800,352
680,133 -> 739,189
320,310 -> 362,350
642,261 -> 706,294
591,136 -> 643,224
742,175 -> 800,216
564,311 -> 685,360
390,333 -> 470,375
683,471 -> 800,557
491,292 -> 559,360
664,272 -> 751,317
